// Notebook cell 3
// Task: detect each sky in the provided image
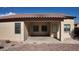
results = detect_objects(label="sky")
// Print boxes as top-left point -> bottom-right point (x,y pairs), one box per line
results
0,7 -> 79,23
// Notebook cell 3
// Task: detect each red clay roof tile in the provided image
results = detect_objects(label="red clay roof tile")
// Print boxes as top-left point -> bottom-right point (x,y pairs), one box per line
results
0,13 -> 76,19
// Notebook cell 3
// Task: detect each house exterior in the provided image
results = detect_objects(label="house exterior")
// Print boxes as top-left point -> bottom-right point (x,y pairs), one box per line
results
0,13 -> 76,42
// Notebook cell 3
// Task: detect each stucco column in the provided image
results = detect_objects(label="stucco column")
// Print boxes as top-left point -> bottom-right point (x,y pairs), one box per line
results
50,22 -> 54,37
24,22 -> 29,41
60,21 -> 64,41
57,22 -> 60,40
21,22 -> 25,41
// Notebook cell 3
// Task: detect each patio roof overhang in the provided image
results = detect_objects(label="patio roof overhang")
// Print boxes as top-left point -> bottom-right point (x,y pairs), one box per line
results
0,14 -> 76,22
0,17 -> 64,22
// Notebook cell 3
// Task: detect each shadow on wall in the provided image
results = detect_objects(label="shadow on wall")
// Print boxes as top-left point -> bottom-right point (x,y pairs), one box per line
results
70,28 -> 79,40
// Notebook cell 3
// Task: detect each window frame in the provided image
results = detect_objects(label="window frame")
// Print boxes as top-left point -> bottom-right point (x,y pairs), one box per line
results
64,24 -> 71,32
41,25 -> 48,32
32,25 -> 39,32
15,23 -> 21,34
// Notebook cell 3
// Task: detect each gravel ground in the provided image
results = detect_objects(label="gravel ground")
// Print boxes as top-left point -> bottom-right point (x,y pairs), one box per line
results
5,43 -> 79,51
0,40 -> 79,51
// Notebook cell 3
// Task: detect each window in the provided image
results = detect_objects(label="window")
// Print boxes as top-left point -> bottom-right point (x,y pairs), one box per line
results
64,24 -> 70,32
41,25 -> 47,32
15,23 -> 21,34
33,25 -> 39,32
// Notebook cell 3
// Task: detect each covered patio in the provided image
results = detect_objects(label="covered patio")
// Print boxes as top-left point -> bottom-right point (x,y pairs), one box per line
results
24,17 -> 62,41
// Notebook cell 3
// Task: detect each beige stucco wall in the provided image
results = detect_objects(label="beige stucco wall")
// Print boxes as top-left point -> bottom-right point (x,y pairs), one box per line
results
0,19 -> 74,42
60,19 -> 74,41
0,21 -> 24,42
